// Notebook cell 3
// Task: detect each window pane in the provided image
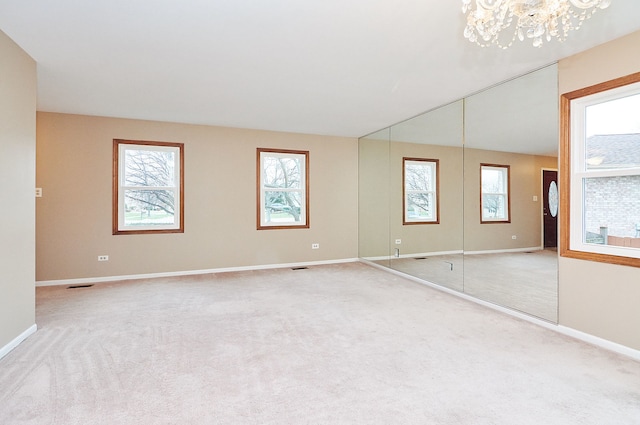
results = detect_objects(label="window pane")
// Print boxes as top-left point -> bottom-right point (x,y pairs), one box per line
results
585,134 -> 640,171
483,195 -> 506,219
407,193 -> 434,220
585,93 -> 640,170
263,156 -> 303,190
263,191 -> 303,224
124,149 -> 176,187
258,149 -> 308,229
480,164 -> 509,222
124,189 -> 176,226
114,140 -> 184,234
583,175 -> 640,245
481,168 -> 505,193
405,163 -> 433,191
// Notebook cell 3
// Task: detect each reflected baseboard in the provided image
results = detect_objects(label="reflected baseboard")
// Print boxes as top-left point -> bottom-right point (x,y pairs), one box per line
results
463,246 -> 545,255
361,250 -> 464,262
362,247 -> 549,261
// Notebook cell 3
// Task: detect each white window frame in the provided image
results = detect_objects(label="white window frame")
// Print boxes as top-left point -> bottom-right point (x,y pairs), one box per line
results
403,158 -> 439,224
480,164 -> 510,223
113,140 -> 184,234
257,148 -> 309,230
567,79 -> 640,261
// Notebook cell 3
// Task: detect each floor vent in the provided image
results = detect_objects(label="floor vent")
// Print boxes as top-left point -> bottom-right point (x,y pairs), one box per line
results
414,257 -> 427,260
67,284 -> 94,289
291,267 -> 309,270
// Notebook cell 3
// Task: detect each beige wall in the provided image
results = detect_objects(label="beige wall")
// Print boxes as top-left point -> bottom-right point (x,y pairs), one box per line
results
558,30 -> 640,350
0,31 -> 36,349
36,113 -> 358,282
464,149 -> 557,252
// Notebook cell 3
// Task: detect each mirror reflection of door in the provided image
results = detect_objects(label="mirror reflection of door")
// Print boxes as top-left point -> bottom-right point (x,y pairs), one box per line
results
543,170 -> 558,248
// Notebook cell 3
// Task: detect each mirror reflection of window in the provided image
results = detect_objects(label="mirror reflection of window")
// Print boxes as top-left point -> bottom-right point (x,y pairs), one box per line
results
480,164 -> 510,223
403,158 -> 439,225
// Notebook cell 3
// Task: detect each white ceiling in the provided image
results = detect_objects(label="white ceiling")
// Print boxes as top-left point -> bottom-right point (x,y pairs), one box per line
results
1,0 -> 639,138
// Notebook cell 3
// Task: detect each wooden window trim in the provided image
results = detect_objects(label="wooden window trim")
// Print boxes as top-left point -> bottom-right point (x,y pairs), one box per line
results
402,157 -> 440,225
560,71 -> 640,268
113,139 -> 185,235
256,148 -> 310,230
480,163 -> 511,224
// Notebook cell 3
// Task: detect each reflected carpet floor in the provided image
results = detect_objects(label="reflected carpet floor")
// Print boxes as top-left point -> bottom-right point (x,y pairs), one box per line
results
1,262 -> 639,424
381,250 -> 558,322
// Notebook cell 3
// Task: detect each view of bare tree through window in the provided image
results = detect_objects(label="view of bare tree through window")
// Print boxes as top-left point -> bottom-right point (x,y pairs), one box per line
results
263,156 -> 302,222
124,149 -> 176,226
481,165 -> 509,222
403,158 -> 438,223
258,149 -> 308,229
114,140 -> 183,234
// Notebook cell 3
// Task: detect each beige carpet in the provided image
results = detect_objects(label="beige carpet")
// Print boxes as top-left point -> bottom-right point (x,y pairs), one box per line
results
1,262 -> 639,424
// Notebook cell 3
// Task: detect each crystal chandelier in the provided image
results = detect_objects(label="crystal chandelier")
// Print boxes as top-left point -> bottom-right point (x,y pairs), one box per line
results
462,0 -> 611,48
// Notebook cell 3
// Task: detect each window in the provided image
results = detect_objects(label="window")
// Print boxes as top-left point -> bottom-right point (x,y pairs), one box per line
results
257,148 -> 309,229
113,139 -> 184,235
480,164 -> 510,223
561,72 -> 640,267
403,158 -> 439,224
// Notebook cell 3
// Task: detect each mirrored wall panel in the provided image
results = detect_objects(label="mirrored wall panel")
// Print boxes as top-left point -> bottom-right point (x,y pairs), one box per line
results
388,101 -> 464,291
358,64 -> 559,323
463,64 -> 559,322
359,128 -> 390,268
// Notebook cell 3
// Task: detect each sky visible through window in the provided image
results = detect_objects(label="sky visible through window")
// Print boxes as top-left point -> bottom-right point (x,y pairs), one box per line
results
586,92 -> 640,137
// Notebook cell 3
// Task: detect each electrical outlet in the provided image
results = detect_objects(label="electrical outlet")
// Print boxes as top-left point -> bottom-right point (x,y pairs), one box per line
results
395,239 -> 402,245
311,243 -> 319,249
35,188 -> 42,197
98,255 -> 109,261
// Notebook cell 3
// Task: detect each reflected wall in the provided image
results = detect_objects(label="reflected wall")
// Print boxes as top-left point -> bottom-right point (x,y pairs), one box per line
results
387,101 -> 464,291
359,128 -> 390,267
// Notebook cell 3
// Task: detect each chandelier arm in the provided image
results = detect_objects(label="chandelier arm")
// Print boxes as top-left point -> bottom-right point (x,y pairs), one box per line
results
569,0 -> 608,9
477,0 -> 503,11
462,0 -> 612,48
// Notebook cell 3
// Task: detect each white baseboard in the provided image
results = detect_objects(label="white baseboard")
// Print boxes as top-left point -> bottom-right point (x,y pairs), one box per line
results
363,259 -> 640,362
556,325 -> 640,362
0,324 -> 37,361
36,258 -> 360,287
